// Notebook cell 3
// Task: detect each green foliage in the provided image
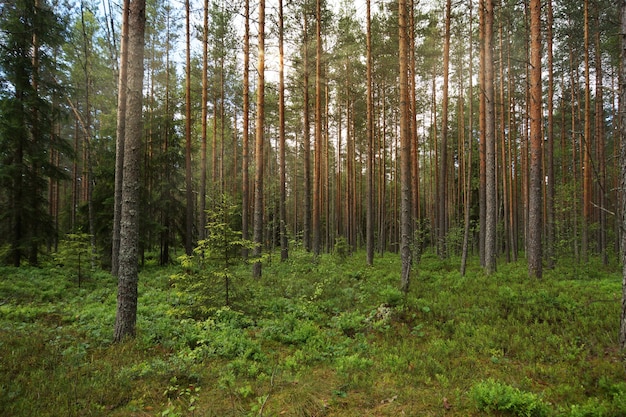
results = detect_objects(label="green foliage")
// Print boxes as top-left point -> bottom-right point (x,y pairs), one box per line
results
170,195 -> 256,316
54,232 -> 94,285
0,253 -> 624,416
470,379 -> 550,417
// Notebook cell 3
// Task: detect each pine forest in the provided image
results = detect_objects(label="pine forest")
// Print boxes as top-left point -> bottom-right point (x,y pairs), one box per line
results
3,0 -> 626,415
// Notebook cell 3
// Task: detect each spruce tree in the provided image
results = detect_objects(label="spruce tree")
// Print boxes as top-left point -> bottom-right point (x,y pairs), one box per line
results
0,0 -> 69,266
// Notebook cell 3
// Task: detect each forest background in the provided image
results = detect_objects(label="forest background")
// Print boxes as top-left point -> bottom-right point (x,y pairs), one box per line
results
2,0 -> 626,415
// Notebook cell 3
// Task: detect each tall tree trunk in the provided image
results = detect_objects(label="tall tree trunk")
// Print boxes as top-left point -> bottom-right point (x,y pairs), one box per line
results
200,0 -> 209,239
478,0 -> 486,267
114,0 -> 145,342
184,0 -> 193,256
546,0 -> 555,269
438,0 -> 451,258
252,0 -> 265,278
242,0 -> 250,258
111,0 -> 129,276
278,0 -> 288,261
366,0 -> 374,266
582,0 -> 591,262
399,0 -> 413,294
484,0 -> 497,274
595,7 -> 607,265
461,0 -> 474,276
303,13 -> 312,251
528,0 -> 542,279
619,0 -> 626,350
312,0 -> 322,256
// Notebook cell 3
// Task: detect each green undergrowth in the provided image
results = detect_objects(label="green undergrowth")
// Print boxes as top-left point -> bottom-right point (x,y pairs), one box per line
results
0,251 -> 624,416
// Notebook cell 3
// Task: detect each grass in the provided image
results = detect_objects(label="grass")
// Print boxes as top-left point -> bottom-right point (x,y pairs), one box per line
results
0,250 -> 625,416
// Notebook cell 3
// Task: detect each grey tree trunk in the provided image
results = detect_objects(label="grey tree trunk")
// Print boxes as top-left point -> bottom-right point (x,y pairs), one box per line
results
114,0 -> 145,342
111,0 -> 129,277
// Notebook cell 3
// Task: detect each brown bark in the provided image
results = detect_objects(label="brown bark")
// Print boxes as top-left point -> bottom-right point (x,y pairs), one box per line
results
312,0 -> 322,256
279,0 -> 288,261
484,0 -> 497,274
242,0 -> 250,258
528,0 -> 542,279
111,0 -> 129,276
366,0 -> 374,266
114,0 -> 145,342
399,0 -> 413,293
438,0 -> 452,258
252,0 -> 265,278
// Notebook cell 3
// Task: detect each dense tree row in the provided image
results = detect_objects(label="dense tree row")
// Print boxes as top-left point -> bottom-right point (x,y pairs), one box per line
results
0,0 -> 624,334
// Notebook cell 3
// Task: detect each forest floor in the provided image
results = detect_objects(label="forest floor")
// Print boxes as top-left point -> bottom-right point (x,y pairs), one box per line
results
1,249 -> 625,417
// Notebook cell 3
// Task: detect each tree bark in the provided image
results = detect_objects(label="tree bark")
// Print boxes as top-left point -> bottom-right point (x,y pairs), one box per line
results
619,0 -> 626,350
242,0 -> 250,258
366,0 -> 374,266
528,0 -> 542,279
399,0 -> 413,294
114,0 -> 145,342
279,0 -> 288,261
111,0 -> 129,276
484,0 -> 497,274
252,0 -> 265,278
312,0 -> 322,256
184,0 -> 193,256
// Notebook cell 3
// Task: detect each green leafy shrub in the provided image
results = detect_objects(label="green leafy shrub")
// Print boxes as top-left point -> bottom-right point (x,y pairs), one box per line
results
470,379 -> 550,417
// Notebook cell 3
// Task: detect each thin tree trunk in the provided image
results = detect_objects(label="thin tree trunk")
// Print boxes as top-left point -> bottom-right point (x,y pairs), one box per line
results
582,0 -> 591,262
200,0 -> 209,239
366,0 -> 374,266
461,0 -> 474,276
303,13 -> 312,251
438,0 -> 451,259
252,0 -> 265,278
546,0 -> 555,269
528,0 -> 542,279
279,0 -> 288,261
312,0 -> 322,256
619,0 -> 626,350
111,0 -> 129,276
184,0 -> 193,256
242,0 -> 250,258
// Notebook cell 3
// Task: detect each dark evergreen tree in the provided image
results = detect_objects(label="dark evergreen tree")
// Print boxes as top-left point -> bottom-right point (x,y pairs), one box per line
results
0,0 -> 70,266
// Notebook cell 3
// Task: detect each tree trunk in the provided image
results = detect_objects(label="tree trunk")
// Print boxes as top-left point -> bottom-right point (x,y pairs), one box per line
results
242,0 -> 250,258
619,0 -> 626,350
252,0 -> 265,278
200,0 -> 209,239
582,0 -> 591,262
312,0 -> 322,256
528,0 -> 542,279
461,0 -> 474,276
111,0 -> 129,276
399,0 -> 412,294
484,0 -> 497,274
366,0 -> 374,266
546,0 -> 555,269
279,0 -> 288,261
303,13 -> 312,251
438,0 -> 451,258
184,0 -> 193,256
114,0 -> 145,342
